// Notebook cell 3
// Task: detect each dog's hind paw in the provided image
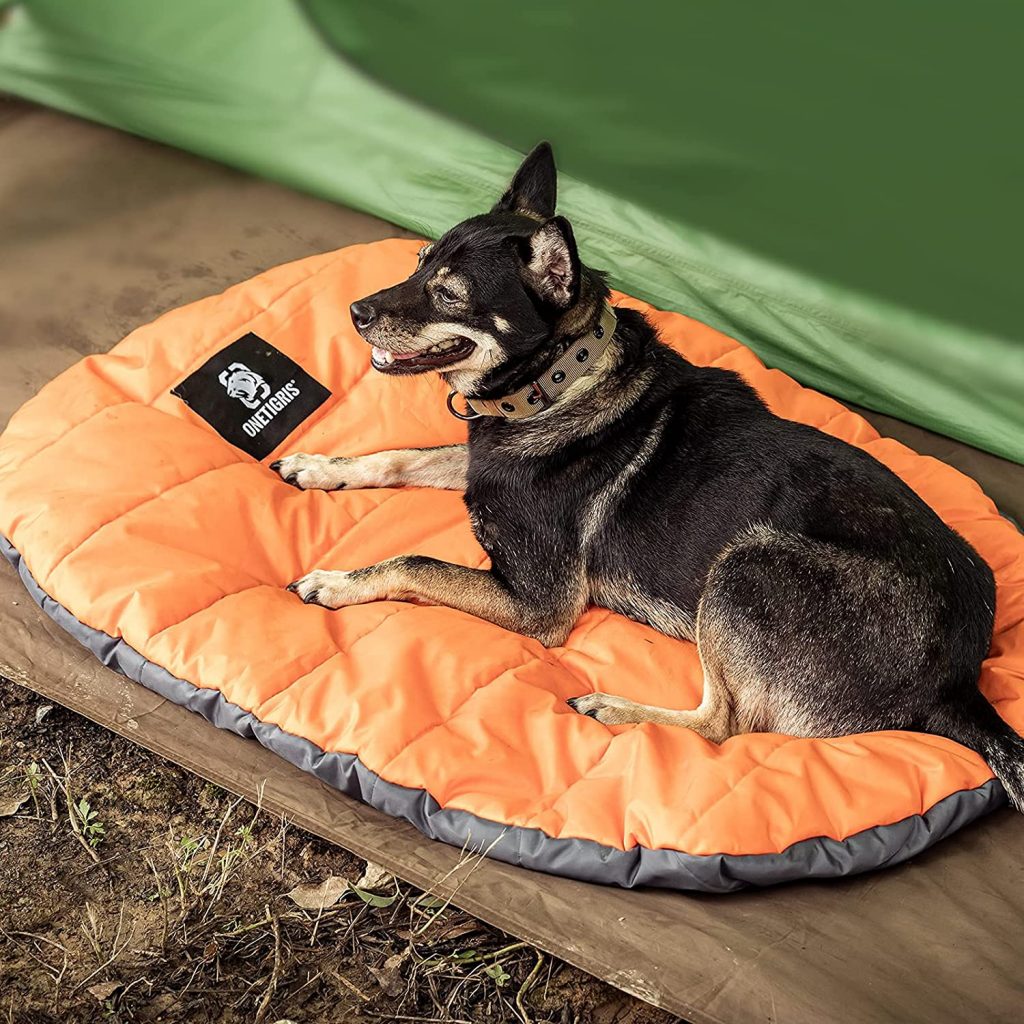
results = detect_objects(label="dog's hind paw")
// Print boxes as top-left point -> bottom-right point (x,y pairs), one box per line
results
287,568 -> 375,609
567,692 -> 640,726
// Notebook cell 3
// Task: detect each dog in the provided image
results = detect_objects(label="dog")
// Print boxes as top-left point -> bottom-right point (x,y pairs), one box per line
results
271,143 -> 1024,809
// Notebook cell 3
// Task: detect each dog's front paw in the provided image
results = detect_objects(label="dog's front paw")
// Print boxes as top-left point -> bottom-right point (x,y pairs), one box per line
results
270,453 -> 351,491
287,569 -> 376,609
567,693 -> 639,726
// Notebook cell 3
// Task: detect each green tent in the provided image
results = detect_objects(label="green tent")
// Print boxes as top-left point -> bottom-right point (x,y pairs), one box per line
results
1,0 -> 1020,461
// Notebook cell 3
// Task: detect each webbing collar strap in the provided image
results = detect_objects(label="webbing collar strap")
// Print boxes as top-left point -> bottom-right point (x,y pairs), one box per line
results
447,303 -> 618,422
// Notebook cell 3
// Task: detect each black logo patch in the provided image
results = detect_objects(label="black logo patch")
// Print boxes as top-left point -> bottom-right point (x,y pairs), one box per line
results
171,334 -> 331,459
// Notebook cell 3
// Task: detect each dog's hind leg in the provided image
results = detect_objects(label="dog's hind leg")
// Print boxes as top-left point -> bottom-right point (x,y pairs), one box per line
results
567,667 -> 733,741
271,445 -> 467,491
567,616 -> 735,742
568,535 -> 812,741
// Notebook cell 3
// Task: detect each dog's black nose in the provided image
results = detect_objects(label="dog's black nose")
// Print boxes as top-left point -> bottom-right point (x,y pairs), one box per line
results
350,300 -> 377,331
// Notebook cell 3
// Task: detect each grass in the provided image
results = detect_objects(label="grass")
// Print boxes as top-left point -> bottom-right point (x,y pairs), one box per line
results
0,677 -> 679,1024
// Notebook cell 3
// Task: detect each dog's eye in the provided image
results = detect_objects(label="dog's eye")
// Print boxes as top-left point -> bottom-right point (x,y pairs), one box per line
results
435,285 -> 459,305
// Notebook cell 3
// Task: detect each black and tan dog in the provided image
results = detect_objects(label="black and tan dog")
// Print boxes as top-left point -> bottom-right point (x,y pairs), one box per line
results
272,143 -> 1024,809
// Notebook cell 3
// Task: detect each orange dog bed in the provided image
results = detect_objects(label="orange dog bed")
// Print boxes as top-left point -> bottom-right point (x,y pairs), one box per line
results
2,239 -> 1021,891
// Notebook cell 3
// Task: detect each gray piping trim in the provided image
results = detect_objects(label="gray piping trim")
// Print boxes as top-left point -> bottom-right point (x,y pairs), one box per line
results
1,535 -> 1003,893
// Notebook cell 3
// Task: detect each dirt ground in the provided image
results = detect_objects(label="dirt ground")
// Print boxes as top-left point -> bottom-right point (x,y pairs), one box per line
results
0,676 -> 680,1024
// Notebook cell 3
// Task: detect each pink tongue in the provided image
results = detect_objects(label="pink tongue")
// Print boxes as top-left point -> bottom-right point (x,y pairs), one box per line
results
373,346 -> 419,361
372,346 -> 419,362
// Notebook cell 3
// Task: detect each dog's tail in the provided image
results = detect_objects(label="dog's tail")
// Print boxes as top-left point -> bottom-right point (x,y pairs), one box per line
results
928,692 -> 1024,811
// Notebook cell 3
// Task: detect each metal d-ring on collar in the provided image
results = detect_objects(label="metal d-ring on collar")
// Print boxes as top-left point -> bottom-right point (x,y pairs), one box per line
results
446,390 -> 483,421
446,302 -> 618,423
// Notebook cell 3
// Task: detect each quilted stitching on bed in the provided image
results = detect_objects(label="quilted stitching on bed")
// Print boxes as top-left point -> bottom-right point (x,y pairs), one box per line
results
1,238 -> 1022,861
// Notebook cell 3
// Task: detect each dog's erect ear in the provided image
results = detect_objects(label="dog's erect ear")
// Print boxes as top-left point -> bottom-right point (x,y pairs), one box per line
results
520,216 -> 580,308
493,142 -> 557,220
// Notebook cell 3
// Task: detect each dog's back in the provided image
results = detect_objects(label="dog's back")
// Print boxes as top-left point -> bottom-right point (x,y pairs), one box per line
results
560,313 -> 1017,800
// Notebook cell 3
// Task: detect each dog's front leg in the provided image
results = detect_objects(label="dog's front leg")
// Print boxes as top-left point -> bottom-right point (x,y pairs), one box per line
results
288,555 -> 581,647
271,445 -> 467,492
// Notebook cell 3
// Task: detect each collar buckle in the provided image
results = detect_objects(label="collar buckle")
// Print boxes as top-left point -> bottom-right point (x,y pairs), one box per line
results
525,380 -> 551,411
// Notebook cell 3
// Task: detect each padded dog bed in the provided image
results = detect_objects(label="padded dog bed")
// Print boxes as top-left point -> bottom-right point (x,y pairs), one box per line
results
1,238 -> 1022,892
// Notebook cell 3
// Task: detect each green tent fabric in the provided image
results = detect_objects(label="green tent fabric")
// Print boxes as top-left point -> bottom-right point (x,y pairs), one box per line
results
1,0 -> 1020,462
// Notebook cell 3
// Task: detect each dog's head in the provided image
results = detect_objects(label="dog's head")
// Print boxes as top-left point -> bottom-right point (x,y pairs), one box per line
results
350,143 -> 602,396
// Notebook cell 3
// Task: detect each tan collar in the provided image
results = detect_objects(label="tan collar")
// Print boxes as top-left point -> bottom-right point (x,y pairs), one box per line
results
447,303 -> 618,421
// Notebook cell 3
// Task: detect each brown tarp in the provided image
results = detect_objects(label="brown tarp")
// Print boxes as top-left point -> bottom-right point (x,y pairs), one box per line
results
2,99 -> 1023,1022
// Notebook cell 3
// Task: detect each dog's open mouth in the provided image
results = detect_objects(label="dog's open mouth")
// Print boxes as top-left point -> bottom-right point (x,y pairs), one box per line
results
371,337 -> 475,374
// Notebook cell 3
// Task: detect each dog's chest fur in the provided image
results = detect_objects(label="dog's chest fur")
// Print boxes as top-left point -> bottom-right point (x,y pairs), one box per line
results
461,392 -> 700,638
